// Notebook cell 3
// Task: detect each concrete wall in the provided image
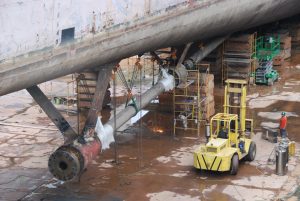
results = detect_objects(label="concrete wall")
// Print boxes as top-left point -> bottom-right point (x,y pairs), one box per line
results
0,0 -> 189,61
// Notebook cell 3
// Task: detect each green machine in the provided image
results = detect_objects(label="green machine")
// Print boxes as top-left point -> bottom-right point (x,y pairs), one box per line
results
255,35 -> 280,86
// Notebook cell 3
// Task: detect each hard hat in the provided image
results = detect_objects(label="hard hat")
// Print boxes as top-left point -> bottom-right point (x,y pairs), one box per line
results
281,111 -> 286,116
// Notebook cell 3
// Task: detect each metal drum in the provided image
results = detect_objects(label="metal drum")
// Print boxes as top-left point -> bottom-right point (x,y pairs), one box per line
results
280,138 -> 289,163
276,146 -> 287,176
205,124 -> 210,141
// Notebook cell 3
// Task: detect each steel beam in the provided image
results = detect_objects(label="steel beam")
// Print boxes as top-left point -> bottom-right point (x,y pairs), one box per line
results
26,85 -> 78,143
81,66 -> 114,135
176,42 -> 193,68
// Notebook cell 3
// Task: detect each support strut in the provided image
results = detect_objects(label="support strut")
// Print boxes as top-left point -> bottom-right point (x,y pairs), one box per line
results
26,85 -> 78,144
81,66 -> 114,135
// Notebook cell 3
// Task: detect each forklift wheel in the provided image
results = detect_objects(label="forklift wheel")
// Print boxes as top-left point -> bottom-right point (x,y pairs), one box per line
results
267,78 -> 273,86
230,154 -> 239,175
246,142 -> 256,161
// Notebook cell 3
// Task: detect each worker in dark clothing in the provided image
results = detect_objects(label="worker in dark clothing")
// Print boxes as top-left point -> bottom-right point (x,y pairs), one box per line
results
218,121 -> 228,139
279,112 -> 287,138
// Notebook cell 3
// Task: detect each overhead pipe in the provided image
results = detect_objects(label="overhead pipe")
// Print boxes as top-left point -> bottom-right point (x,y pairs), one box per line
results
169,37 -> 227,86
183,36 -> 228,69
48,69 -> 175,181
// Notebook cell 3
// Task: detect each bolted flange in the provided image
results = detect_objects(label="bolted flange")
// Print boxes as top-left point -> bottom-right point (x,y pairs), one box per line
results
48,146 -> 84,181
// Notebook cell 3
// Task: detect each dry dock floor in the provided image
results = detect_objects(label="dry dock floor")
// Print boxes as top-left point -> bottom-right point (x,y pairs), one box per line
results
1,55 -> 300,200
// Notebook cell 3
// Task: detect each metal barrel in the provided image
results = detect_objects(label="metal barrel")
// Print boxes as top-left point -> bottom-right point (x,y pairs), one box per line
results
205,124 -> 210,141
276,146 -> 287,176
280,138 -> 290,163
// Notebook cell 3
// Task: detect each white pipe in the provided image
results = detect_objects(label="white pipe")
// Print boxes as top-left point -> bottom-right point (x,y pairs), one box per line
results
95,69 -> 174,150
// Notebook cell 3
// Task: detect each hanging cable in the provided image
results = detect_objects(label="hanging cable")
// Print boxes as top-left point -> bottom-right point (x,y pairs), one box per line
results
112,67 -> 118,164
114,60 -> 141,115
152,57 -> 155,86
114,57 -> 144,168
138,59 -> 144,168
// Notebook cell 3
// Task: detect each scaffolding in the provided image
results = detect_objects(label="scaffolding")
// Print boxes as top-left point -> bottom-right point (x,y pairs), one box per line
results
173,64 -> 210,136
256,35 -> 280,61
255,35 -> 280,85
221,33 -> 257,83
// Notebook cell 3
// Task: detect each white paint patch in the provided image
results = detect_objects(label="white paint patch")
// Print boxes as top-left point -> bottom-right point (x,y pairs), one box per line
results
296,65 -> 300,70
249,99 -> 277,109
202,184 -> 217,196
156,145 -> 198,166
285,80 -> 300,86
146,191 -> 200,201
231,175 -> 288,189
258,112 -> 298,120
156,156 -> 172,164
249,92 -> 300,108
170,171 -> 189,177
189,189 -> 199,192
223,185 -> 275,201
182,137 -> 198,140
151,99 -> 159,103
43,180 -> 64,189
246,93 -> 259,101
170,151 -> 193,166
98,163 -> 114,169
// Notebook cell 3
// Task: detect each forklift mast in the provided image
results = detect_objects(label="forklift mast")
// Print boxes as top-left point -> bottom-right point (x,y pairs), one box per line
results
223,79 -> 248,135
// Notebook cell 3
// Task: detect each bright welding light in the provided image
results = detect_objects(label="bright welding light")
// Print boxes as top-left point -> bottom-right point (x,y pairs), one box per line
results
153,127 -> 164,134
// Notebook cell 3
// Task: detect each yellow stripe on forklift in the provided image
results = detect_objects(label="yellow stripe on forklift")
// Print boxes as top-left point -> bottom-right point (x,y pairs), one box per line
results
197,155 -> 207,170
211,157 -> 222,171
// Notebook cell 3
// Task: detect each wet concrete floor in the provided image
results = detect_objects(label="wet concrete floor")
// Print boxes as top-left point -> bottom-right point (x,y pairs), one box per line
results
1,56 -> 300,200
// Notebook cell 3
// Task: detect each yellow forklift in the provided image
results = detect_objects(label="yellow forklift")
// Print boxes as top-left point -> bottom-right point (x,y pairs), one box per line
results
194,79 -> 256,175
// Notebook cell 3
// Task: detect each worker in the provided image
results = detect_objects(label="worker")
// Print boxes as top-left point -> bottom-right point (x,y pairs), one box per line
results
279,112 -> 287,138
218,121 -> 228,139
